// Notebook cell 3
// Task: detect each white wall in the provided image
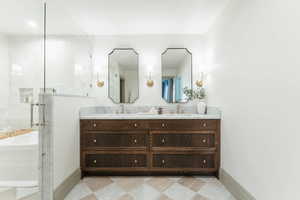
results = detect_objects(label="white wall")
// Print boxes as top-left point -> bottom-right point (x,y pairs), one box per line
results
7,35 -> 206,105
50,95 -> 96,189
205,0 -> 300,199
0,34 -> 9,128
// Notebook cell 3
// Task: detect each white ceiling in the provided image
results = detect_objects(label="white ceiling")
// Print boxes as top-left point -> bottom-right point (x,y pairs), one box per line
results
0,0 -> 229,35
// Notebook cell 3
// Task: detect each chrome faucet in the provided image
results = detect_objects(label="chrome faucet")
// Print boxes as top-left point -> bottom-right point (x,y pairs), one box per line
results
176,104 -> 181,114
119,104 -> 125,114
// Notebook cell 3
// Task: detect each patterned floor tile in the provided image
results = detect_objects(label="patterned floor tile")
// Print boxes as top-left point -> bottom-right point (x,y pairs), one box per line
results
163,183 -> 196,200
65,176 -> 235,200
114,177 -> 145,192
198,182 -> 232,200
191,194 -> 210,200
129,184 -> 161,200
157,194 -> 173,200
65,182 -> 93,200
83,177 -> 113,192
117,193 -> 135,200
81,194 -> 97,200
146,177 -> 174,192
95,183 -> 126,200
178,177 -> 206,192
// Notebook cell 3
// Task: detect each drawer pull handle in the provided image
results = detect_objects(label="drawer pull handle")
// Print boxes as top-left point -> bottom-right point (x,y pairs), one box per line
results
134,159 -> 138,164
93,160 -> 97,164
202,139 -> 206,143
93,123 -> 97,127
93,139 -> 97,143
161,138 -> 165,143
134,123 -> 138,127
133,139 -> 137,144
161,123 -> 165,127
203,159 -> 207,164
203,123 -> 207,127
162,159 -> 165,164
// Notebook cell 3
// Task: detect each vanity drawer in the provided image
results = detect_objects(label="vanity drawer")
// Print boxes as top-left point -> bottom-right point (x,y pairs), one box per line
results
85,120 -> 148,130
151,133 -> 215,148
149,120 -> 217,130
85,152 -> 147,168
83,132 -> 147,149
152,153 -> 215,169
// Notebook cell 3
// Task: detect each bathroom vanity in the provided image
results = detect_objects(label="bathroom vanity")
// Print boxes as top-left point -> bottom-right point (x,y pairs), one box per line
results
80,107 -> 221,178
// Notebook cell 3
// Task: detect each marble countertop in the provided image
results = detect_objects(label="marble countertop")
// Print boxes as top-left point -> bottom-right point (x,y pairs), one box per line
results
80,113 -> 221,120
80,106 -> 221,120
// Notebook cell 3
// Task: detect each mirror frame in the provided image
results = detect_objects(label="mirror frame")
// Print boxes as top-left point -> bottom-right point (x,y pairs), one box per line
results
161,48 -> 193,104
108,48 -> 139,104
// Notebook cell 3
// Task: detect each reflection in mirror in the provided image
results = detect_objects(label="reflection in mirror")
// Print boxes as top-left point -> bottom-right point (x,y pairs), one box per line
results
108,48 -> 139,104
161,48 -> 192,103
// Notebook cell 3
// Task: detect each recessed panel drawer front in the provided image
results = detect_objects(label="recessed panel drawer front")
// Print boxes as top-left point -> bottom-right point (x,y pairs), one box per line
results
84,132 -> 147,148
152,134 -> 214,148
85,153 -> 147,168
149,120 -> 217,130
87,120 -> 148,130
152,154 -> 215,169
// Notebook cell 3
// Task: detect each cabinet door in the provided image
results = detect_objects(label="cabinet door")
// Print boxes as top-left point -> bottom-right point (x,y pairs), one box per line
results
83,132 -> 147,149
85,153 -> 147,168
152,153 -> 215,169
152,133 -> 214,148
149,120 -> 217,130
81,120 -> 148,131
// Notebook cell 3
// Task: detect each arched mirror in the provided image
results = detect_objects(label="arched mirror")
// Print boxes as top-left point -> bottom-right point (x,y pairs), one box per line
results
108,48 -> 139,104
161,48 -> 192,103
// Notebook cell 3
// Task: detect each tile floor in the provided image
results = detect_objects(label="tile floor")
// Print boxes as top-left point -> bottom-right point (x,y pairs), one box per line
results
65,176 -> 236,200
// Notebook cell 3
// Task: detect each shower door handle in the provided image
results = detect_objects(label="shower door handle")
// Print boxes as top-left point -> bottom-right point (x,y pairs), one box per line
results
31,103 -> 46,127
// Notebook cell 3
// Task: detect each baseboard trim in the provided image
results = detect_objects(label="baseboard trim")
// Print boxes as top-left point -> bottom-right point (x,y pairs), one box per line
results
54,169 -> 81,200
219,168 -> 256,200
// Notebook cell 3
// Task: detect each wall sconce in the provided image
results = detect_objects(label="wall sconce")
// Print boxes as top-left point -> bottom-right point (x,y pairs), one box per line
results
196,72 -> 204,87
146,71 -> 154,87
147,72 -> 154,87
96,72 -> 104,87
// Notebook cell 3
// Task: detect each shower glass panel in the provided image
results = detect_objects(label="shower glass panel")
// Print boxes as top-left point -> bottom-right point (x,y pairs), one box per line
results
0,0 -> 44,199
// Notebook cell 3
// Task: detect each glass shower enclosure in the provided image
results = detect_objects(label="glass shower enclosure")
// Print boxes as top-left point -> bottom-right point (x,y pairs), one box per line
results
0,0 -> 45,199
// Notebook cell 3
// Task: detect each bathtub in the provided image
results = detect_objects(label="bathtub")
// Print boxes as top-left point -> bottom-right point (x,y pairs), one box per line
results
0,131 -> 38,188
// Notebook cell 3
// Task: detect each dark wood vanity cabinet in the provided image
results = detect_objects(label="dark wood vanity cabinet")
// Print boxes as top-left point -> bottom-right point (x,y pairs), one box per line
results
80,119 -> 220,177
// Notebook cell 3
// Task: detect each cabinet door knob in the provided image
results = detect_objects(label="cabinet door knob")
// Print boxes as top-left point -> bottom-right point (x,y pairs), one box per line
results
133,139 -> 137,144
202,139 -> 206,143
134,159 -> 138,164
93,160 -> 97,163
134,123 -> 138,127
203,123 -> 207,127
161,138 -> 165,144
93,123 -> 97,127
161,123 -> 165,127
162,159 -> 165,164
93,139 -> 97,143
203,159 -> 207,164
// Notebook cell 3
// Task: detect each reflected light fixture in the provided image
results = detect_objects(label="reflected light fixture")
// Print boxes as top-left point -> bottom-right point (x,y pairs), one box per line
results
196,72 -> 204,87
96,72 -> 104,87
146,71 -> 154,87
